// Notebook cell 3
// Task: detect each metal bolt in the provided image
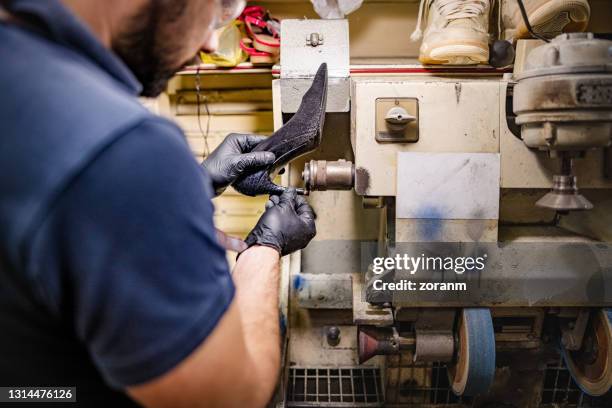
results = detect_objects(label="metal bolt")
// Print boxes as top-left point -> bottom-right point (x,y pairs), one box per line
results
306,32 -> 324,47
326,326 -> 341,346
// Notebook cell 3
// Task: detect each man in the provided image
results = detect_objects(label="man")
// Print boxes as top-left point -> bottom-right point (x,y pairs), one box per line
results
0,0 -> 316,407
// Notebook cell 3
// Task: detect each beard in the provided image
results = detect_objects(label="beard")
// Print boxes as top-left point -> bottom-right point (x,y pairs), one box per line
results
112,0 -> 192,97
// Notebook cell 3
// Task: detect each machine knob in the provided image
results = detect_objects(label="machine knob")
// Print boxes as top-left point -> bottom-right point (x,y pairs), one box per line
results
385,106 -> 416,131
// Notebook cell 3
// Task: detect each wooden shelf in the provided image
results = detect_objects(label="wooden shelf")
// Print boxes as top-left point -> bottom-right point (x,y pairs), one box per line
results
177,63 -> 274,75
270,63 -> 511,76
178,61 -> 510,77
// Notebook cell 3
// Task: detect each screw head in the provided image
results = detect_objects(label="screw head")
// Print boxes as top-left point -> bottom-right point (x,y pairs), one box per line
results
326,326 -> 341,346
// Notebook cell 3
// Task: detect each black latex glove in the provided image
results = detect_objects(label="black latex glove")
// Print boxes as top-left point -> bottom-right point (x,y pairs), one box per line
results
245,188 -> 316,256
202,133 -> 275,196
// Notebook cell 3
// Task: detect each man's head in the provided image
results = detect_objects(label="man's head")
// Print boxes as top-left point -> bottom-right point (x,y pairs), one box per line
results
111,0 -> 244,97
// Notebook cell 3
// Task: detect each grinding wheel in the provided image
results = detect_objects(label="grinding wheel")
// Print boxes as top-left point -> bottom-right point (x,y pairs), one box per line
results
563,308 -> 612,396
448,308 -> 496,396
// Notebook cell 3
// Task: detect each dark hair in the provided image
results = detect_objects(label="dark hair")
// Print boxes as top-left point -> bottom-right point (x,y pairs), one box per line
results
112,0 -> 192,97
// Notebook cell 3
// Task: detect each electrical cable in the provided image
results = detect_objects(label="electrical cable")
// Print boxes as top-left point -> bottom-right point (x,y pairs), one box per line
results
516,0 -> 551,43
195,64 -> 211,157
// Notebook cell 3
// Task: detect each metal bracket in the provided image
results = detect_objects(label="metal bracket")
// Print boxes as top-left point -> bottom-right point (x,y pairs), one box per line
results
296,273 -> 352,309
306,32 -> 324,47
561,309 -> 590,350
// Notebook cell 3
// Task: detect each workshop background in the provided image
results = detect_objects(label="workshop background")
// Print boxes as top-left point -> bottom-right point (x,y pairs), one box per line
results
145,0 -> 612,252
138,1 -> 612,406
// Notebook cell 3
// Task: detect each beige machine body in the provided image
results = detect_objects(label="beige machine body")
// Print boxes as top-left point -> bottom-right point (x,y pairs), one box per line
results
275,19 -> 612,407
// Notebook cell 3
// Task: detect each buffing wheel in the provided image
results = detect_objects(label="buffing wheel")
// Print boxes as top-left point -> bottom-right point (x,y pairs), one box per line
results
563,308 -> 612,396
448,308 -> 496,396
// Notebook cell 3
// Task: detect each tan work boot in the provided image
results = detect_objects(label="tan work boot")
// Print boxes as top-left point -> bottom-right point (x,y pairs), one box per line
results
412,0 -> 492,65
501,0 -> 590,42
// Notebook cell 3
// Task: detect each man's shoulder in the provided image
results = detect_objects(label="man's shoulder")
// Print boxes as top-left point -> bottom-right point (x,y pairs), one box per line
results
0,23 -> 184,175
0,25 -> 191,265
0,24 -> 147,129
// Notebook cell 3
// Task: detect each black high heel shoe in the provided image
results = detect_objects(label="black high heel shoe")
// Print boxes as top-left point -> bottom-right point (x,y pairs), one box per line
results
232,63 -> 328,196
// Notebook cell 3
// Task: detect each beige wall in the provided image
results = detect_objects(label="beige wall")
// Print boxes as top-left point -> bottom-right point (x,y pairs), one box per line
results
254,0 -> 612,61
163,73 -> 275,240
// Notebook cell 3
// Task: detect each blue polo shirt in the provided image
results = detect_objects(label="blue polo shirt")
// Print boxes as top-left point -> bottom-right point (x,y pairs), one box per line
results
0,0 -> 234,404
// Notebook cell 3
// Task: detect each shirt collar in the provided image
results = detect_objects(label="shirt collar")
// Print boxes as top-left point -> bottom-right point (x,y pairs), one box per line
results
4,0 -> 142,95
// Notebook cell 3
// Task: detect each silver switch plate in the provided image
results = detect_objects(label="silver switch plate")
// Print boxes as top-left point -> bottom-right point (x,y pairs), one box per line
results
396,152 -> 500,220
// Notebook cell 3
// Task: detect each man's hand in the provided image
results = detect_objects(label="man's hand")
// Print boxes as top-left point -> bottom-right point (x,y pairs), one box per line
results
245,188 -> 316,256
202,133 -> 275,195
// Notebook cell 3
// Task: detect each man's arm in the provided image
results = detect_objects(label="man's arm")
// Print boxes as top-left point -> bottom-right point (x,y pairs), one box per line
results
233,246 -> 282,400
128,246 -> 281,408
128,188 -> 315,407
27,121 -> 314,406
